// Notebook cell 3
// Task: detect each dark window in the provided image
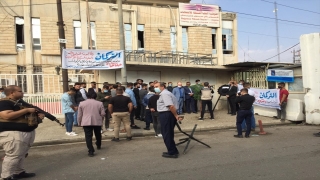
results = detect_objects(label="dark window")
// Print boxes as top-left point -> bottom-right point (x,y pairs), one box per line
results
16,24 -> 24,44
137,25 -> 144,50
212,34 -> 216,49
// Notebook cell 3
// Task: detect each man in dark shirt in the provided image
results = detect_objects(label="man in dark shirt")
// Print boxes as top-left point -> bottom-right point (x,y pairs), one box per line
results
148,92 -> 161,137
133,83 -> 141,120
108,87 -> 133,142
0,85 -> 45,180
234,88 -> 255,138
226,81 -> 238,115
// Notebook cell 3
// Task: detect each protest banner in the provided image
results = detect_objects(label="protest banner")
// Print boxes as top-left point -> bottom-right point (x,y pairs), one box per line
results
251,88 -> 280,109
62,49 -> 124,70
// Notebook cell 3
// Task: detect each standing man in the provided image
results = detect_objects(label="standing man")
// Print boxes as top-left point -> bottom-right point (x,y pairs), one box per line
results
96,85 -> 113,132
191,79 -> 203,113
234,88 -> 255,138
199,82 -> 214,121
142,87 -> 156,130
133,83 -> 141,120
184,82 -> 196,114
172,82 -> 185,115
125,83 -> 140,129
108,87 -> 133,142
79,82 -> 88,100
72,82 -> 85,126
226,81 -> 237,116
148,89 -> 161,137
139,84 -> 148,121
241,83 -> 256,131
237,80 -> 245,92
0,85 -> 45,179
111,84 -> 118,97
274,82 -> 289,121
156,82 -> 181,158
167,82 -> 173,93
88,81 -> 101,97
62,88 -> 78,136
149,82 -> 154,87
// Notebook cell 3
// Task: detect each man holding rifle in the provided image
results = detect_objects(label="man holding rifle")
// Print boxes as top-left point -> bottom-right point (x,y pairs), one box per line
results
0,85 -> 45,180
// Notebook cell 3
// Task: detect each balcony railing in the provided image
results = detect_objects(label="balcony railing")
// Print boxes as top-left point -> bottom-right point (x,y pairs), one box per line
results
125,51 -> 217,66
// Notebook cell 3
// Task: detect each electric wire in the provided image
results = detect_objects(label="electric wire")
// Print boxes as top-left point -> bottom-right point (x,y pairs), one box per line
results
261,43 -> 300,62
261,0 -> 320,15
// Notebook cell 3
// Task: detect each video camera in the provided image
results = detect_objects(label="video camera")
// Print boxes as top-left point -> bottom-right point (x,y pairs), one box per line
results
217,84 -> 230,96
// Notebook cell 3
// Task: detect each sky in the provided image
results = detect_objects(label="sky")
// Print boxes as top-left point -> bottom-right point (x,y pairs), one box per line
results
191,0 -> 320,63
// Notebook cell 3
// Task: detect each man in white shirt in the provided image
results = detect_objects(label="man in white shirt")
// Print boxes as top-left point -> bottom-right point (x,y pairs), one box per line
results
79,82 -> 88,100
241,83 -> 256,131
237,80 -> 244,92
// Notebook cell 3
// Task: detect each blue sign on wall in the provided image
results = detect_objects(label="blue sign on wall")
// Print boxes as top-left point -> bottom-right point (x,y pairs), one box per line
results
266,69 -> 294,82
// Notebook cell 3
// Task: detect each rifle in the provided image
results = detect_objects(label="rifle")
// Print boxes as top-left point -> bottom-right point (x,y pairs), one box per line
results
18,99 -> 65,127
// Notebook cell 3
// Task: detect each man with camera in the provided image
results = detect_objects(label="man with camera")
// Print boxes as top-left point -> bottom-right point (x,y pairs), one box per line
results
234,88 -> 255,138
226,81 -> 238,116
198,82 -> 214,121
0,85 -> 45,180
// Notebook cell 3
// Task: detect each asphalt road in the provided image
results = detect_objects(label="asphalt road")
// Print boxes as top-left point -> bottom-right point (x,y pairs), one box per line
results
1,125 -> 320,180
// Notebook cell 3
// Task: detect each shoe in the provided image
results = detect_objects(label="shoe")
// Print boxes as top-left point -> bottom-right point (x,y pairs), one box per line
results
314,133 -> 320,137
157,134 -> 162,137
15,171 -> 36,178
101,130 -> 104,134
234,135 -> 243,138
210,118 -> 214,120
106,128 -> 114,132
3,175 -> 18,180
273,116 -> 280,119
97,146 -> 101,150
111,137 -> 120,142
231,114 -> 236,116
131,125 -> 141,129
280,119 -> 285,122
88,152 -> 94,157
126,137 -> 132,141
65,132 -> 70,135
163,152 -> 179,155
193,112 -> 197,114
143,127 -> 150,130
70,132 -> 78,136
162,153 -> 178,158
66,132 -> 77,136
245,135 -> 250,138
198,118 -> 204,121
73,124 -> 78,127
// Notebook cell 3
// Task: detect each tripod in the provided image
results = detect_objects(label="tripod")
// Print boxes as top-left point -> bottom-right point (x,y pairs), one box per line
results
175,122 -> 211,154
212,94 -> 230,113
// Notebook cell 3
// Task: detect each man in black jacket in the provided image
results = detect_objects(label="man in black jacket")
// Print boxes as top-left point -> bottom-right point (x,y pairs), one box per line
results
234,88 -> 255,138
226,81 -> 237,116
133,83 -> 141,120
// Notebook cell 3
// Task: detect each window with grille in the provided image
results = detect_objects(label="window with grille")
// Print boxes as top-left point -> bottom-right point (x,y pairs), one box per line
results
33,66 -> 43,93
17,66 -> 27,92
73,21 -> 82,49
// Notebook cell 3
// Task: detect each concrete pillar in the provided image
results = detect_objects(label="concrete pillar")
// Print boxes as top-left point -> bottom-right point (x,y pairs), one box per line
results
23,0 -> 34,93
233,18 -> 238,63
300,33 -> 320,124
80,1 -> 88,50
216,11 -> 224,65
131,8 -> 138,50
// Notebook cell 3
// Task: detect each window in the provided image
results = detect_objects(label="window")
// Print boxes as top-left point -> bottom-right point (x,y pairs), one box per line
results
288,76 -> 304,92
32,18 -> 41,50
17,66 -> 27,92
73,21 -> 82,49
15,17 -> 24,50
182,27 -> 188,53
89,22 -> 96,49
170,27 -> 177,52
212,29 -> 216,54
124,24 -> 132,51
137,25 -> 144,50
33,66 -> 43,93
222,21 -> 233,54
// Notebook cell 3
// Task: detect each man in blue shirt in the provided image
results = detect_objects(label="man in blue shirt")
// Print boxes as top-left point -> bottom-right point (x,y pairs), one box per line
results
125,83 -> 140,129
61,88 -> 78,136
172,82 -> 185,115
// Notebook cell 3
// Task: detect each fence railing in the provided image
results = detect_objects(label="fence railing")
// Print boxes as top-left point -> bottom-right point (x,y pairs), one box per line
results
125,51 -> 217,65
0,74 -> 94,94
23,93 -> 63,115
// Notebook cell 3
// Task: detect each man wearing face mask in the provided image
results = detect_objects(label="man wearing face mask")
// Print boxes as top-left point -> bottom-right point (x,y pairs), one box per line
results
273,82 -> 289,121
172,82 -> 185,115
167,82 -> 173,93
96,85 -> 113,132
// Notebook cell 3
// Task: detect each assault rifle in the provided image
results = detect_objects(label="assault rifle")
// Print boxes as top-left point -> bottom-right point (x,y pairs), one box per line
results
18,99 -> 65,127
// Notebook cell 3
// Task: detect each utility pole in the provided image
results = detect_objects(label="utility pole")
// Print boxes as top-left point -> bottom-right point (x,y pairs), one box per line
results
117,0 -> 127,85
292,49 -> 295,63
56,0 -> 69,92
274,2 -> 280,62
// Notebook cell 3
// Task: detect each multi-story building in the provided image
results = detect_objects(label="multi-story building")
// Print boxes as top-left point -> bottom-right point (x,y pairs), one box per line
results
0,0 -> 240,110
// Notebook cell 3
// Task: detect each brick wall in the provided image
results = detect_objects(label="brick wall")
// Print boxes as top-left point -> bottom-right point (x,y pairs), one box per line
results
40,17 -> 60,55
145,24 -> 171,52
0,15 -> 16,54
188,27 -> 212,54
96,21 -> 120,50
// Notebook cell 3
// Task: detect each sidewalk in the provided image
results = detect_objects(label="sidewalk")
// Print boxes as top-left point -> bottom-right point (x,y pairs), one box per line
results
34,110 -> 292,146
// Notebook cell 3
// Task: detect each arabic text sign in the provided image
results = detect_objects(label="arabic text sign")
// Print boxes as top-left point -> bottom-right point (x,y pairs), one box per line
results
62,49 -> 124,70
251,88 -> 280,109
267,69 -> 294,82
179,3 -> 220,27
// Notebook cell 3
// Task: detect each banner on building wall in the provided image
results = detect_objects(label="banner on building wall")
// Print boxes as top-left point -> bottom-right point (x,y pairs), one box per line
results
266,69 -> 294,82
179,3 -> 220,27
251,88 -> 280,109
62,49 -> 124,70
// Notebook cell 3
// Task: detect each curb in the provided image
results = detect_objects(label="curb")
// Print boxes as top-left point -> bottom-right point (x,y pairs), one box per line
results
32,121 -> 294,147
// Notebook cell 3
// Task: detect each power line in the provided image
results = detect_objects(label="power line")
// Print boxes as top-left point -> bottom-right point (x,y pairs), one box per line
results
223,9 -> 320,27
0,2 -> 77,7
261,0 -> 320,15
236,30 -> 298,40
261,43 -> 300,62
